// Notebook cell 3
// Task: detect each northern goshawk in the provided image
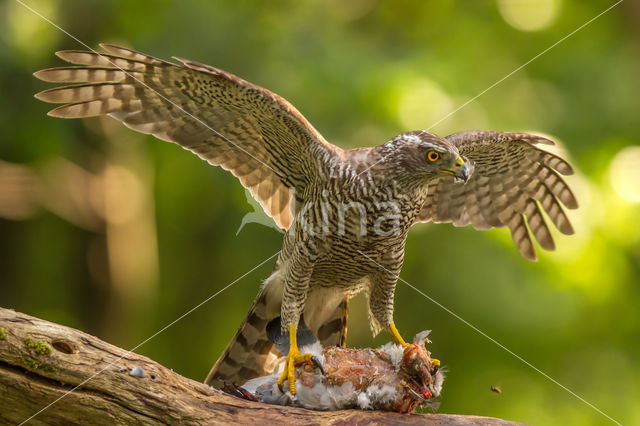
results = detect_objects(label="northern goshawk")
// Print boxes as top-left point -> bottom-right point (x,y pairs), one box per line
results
34,44 -> 577,394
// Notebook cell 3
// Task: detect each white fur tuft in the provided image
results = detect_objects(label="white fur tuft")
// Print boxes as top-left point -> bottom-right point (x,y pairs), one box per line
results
381,342 -> 405,370
357,392 -> 372,409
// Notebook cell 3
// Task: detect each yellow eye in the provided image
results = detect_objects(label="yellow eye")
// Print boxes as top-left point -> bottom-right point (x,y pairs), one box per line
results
427,151 -> 440,162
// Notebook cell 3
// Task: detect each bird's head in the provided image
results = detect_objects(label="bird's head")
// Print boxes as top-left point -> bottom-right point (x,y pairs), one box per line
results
382,131 -> 473,183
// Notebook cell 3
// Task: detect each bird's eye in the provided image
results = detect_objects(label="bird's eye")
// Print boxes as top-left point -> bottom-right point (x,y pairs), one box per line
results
427,151 -> 440,162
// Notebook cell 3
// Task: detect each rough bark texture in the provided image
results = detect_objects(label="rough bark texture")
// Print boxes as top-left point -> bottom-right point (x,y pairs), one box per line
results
0,308 -> 521,425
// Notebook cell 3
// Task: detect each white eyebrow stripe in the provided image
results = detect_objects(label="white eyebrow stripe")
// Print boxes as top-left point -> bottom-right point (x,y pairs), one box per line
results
422,141 -> 449,152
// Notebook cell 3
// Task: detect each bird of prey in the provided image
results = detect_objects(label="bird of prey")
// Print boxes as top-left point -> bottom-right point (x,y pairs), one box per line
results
34,44 -> 578,394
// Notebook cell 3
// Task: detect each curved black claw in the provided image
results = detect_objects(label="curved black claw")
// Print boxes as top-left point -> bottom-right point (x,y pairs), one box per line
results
311,355 -> 325,375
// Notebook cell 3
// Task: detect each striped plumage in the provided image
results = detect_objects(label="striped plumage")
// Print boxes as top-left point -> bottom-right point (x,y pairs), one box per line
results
34,45 -> 578,388
420,131 -> 577,261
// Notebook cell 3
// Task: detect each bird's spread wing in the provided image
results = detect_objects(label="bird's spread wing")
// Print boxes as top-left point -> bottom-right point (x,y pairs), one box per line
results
34,44 -> 342,229
417,131 -> 578,261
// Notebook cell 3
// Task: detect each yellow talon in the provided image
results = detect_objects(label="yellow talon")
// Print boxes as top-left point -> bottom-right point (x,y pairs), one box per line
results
390,323 -> 441,368
276,323 -> 316,395
389,323 -> 408,347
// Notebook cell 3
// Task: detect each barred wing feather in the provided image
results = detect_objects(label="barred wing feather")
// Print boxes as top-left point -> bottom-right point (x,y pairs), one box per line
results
34,44 -> 342,230
417,131 -> 578,261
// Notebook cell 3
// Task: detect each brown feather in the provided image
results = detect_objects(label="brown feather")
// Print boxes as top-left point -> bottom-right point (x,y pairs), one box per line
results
34,44 -> 344,230
418,131 -> 578,261
206,292 -> 282,388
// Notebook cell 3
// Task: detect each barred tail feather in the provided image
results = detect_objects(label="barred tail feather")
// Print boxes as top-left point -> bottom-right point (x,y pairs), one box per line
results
205,292 -> 281,388
315,296 -> 348,348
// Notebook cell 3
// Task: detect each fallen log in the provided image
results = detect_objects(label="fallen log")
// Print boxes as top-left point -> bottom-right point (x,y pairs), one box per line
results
0,307 -> 520,425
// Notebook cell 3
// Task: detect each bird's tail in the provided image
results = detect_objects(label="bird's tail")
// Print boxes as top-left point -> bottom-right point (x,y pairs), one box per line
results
206,270 -> 350,388
205,289 -> 281,388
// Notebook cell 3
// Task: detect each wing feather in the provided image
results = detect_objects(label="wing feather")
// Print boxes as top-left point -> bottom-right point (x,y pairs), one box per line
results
417,131 -> 577,261
35,44 -> 343,229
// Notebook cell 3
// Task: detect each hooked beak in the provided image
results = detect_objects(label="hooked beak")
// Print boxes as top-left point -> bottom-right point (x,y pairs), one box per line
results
438,156 -> 473,183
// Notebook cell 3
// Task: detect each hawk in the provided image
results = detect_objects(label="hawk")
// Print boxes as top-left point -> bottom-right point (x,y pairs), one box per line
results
34,44 -> 578,394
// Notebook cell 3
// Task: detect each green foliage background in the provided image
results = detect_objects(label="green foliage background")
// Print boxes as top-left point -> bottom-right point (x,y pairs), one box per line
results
1,1 -> 639,423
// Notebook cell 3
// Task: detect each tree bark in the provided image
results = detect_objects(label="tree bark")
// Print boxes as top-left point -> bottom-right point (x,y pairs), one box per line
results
0,308 -> 520,425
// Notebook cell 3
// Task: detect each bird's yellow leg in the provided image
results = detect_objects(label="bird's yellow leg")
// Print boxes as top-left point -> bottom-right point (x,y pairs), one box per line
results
276,323 -> 315,395
390,323 -> 440,366
389,323 -> 408,347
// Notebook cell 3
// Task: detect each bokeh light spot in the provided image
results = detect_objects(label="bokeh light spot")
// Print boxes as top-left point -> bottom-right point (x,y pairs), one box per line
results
609,146 -> 640,203
497,0 -> 560,32
5,0 -> 60,60
396,78 -> 453,130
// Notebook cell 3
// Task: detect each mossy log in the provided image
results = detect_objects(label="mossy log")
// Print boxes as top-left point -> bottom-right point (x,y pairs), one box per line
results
0,307 -> 520,425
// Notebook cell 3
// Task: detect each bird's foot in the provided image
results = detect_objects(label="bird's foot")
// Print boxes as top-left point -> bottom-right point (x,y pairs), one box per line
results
391,323 -> 441,368
276,324 -> 323,395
